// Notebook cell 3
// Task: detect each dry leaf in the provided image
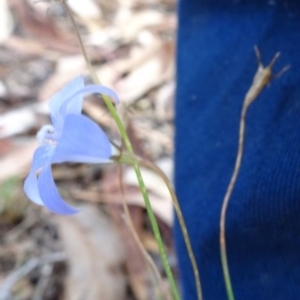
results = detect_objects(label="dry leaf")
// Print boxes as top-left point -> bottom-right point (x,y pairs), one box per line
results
114,40 -> 174,104
0,81 -> 7,97
124,158 -> 173,199
0,0 -> 14,44
38,55 -> 87,101
68,0 -> 103,33
4,36 -> 46,57
119,10 -> 165,41
11,0 -> 78,54
0,138 -> 12,156
0,107 -> 36,139
56,205 -> 126,300
154,80 -> 174,121
96,39 -> 174,105
71,158 -> 174,226
96,42 -> 162,88
68,0 -> 102,19
73,189 -> 173,227
109,204 -> 151,300
0,140 -> 38,183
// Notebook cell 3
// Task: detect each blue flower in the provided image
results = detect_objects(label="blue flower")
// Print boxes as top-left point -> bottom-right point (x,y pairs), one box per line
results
24,76 -> 119,215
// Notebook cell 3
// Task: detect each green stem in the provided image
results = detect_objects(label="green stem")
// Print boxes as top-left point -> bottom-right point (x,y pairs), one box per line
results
118,152 -> 203,300
220,246 -> 235,300
139,159 -> 203,300
118,166 -> 170,300
63,3 -> 181,299
133,163 -> 181,300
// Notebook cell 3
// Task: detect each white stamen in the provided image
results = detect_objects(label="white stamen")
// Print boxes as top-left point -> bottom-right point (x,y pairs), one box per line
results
37,124 -> 57,145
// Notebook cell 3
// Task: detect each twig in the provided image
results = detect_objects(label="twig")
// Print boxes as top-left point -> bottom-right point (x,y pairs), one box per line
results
32,264 -> 54,300
0,252 -> 66,300
219,46 -> 289,300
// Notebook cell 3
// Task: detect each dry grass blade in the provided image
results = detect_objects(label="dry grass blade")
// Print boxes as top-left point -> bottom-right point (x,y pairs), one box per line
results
116,165 -> 171,300
219,46 -> 290,300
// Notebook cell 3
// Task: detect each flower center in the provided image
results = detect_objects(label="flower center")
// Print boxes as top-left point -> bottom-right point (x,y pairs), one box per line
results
37,125 -> 58,146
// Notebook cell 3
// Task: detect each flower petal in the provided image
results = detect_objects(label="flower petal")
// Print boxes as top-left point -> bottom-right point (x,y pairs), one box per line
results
49,76 -> 84,128
24,172 -> 43,205
38,165 -> 79,215
51,114 -> 112,164
59,85 -> 119,117
23,146 -> 51,206
31,146 -> 51,171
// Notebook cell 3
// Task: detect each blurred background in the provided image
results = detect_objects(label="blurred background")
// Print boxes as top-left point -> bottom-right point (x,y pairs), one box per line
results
0,0 -> 177,299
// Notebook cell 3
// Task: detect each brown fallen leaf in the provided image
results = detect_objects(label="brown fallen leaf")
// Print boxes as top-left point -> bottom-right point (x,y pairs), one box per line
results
0,0 -> 13,44
37,55 -> 87,102
119,10 -> 166,41
0,107 -> 37,139
0,138 -> 12,157
10,0 -> 78,54
4,36 -> 46,57
0,140 -> 38,183
68,0 -> 104,33
114,39 -> 174,104
56,205 -> 127,300
72,187 -> 173,227
96,38 -> 169,92
70,131 -> 173,227
154,80 -> 174,121
68,0 -> 102,20
108,204 -> 152,300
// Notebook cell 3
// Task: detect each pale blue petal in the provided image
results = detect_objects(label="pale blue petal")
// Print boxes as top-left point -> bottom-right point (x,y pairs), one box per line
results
31,146 -> 51,171
51,114 -> 112,164
59,85 -> 119,117
24,172 -> 43,205
49,76 -> 84,128
38,165 -> 78,215
23,146 -> 51,206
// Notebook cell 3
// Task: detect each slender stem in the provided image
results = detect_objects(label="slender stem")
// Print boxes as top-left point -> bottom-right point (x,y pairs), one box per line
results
219,106 -> 246,300
133,163 -> 181,300
219,47 -> 284,300
62,3 -> 181,299
117,165 -> 171,300
138,158 -> 203,300
63,3 -> 99,85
